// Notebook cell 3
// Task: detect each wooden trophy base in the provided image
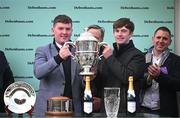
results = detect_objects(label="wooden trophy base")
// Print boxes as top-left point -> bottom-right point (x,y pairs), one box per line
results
45,111 -> 73,116
45,96 -> 73,117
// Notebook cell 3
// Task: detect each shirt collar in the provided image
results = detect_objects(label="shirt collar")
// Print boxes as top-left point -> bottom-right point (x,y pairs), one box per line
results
55,42 -> 62,49
152,49 -> 166,58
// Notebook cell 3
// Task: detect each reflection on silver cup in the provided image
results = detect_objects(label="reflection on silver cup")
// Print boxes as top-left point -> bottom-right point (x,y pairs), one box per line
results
64,32 -> 107,76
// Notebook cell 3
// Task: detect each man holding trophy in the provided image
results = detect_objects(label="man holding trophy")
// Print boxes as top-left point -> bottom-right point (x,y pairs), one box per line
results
86,24 -> 105,112
94,18 -> 145,114
64,24 -> 107,116
33,14 -> 84,117
34,13 -> 105,117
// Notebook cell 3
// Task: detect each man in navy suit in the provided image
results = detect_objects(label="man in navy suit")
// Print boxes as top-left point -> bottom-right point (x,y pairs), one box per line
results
0,50 -> 14,112
33,14 -> 83,116
85,24 -> 105,112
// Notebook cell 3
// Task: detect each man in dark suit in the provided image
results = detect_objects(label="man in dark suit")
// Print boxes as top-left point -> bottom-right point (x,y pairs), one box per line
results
33,14 -> 83,116
140,26 -> 180,117
86,24 -> 105,112
0,50 -> 14,112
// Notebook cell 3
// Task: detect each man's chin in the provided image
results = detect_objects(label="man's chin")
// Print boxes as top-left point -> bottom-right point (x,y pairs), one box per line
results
156,48 -> 165,52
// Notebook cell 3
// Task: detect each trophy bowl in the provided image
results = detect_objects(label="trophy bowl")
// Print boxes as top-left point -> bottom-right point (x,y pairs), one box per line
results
64,32 -> 106,76
75,35 -> 99,75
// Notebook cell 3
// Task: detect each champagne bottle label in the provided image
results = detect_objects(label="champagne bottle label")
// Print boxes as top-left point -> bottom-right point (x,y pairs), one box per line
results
83,76 -> 93,115
84,102 -> 93,114
127,101 -> 136,113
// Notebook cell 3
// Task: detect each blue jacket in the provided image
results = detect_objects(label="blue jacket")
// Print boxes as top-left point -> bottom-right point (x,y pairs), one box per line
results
33,43 -> 83,116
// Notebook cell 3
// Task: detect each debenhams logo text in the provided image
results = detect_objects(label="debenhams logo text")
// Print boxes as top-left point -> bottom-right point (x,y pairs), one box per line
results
120,6 -> 149,10
98,20 -> 114,23
28,6 -> 56,9
133,34 -> 149,37
167,6 -> 174,9
14,76 -> 33,79
0,34 -> 10,37
0,6 -> 10,9
27,61 -> 34,65
5,48 -> 33,51
5,20 -> 33,23
144,20 -> 172,23
28,34 -> 53,37
74,6 -> 103,10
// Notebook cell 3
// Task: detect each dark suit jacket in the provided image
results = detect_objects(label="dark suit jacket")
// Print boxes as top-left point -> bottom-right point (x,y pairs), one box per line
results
33,43 -> 83,116
0,51 -> 14,112
140,52 -> 180,117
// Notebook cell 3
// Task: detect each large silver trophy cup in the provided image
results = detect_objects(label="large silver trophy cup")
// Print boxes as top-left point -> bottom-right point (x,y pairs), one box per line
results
64,32 -> 107,76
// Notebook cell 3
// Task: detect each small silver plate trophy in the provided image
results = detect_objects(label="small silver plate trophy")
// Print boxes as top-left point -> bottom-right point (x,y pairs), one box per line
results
4,81 -> 36,117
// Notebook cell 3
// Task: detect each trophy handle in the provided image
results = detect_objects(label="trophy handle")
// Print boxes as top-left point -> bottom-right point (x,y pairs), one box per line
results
98,42 -> 108,60
63,42 -> 77,60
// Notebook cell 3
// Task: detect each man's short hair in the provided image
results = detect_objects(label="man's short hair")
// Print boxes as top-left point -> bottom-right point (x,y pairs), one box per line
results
87,25 -> 105,39
113,18 -> 134,33
53,14 -> 72,26
154,26 -> 171,37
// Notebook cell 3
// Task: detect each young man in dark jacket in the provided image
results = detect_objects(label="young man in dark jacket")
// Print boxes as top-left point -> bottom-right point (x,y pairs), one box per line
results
95,18 -> 145,113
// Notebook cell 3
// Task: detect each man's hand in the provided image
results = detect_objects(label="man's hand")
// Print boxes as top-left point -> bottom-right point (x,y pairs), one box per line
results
102,45 -> 112,59
59,45 -> 71,60
148,64 -> 160,79
93,97 -> 101,112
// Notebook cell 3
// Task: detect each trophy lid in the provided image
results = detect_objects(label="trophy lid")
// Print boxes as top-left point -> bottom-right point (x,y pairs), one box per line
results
76,31 -> 98,42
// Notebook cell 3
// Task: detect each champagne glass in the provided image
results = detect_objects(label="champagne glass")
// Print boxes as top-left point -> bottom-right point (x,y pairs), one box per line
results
104,87 -> 120,118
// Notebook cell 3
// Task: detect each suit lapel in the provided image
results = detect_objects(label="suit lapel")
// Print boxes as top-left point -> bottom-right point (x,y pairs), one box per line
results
71,58 -> 76,84
71,47 -> 78,85
50,43 -> 65,79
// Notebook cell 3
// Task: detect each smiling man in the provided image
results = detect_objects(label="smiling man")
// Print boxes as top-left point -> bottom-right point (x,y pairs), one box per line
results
33,14 -> 83,117
95,18 -> 145,113
140,26 -> 180,117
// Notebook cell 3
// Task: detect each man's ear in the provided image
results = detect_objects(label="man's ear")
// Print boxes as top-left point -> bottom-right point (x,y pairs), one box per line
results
151,36 -> 154,43
130,32 -> 133,36
51,27 -> 53,33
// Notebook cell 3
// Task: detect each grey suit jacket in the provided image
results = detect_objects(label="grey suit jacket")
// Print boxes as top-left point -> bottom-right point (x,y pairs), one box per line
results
33,43 -> 83,116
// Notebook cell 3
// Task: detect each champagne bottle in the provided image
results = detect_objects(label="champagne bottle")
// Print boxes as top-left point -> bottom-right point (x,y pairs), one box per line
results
83,76 -> 93,117
127,76 -> 136,116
